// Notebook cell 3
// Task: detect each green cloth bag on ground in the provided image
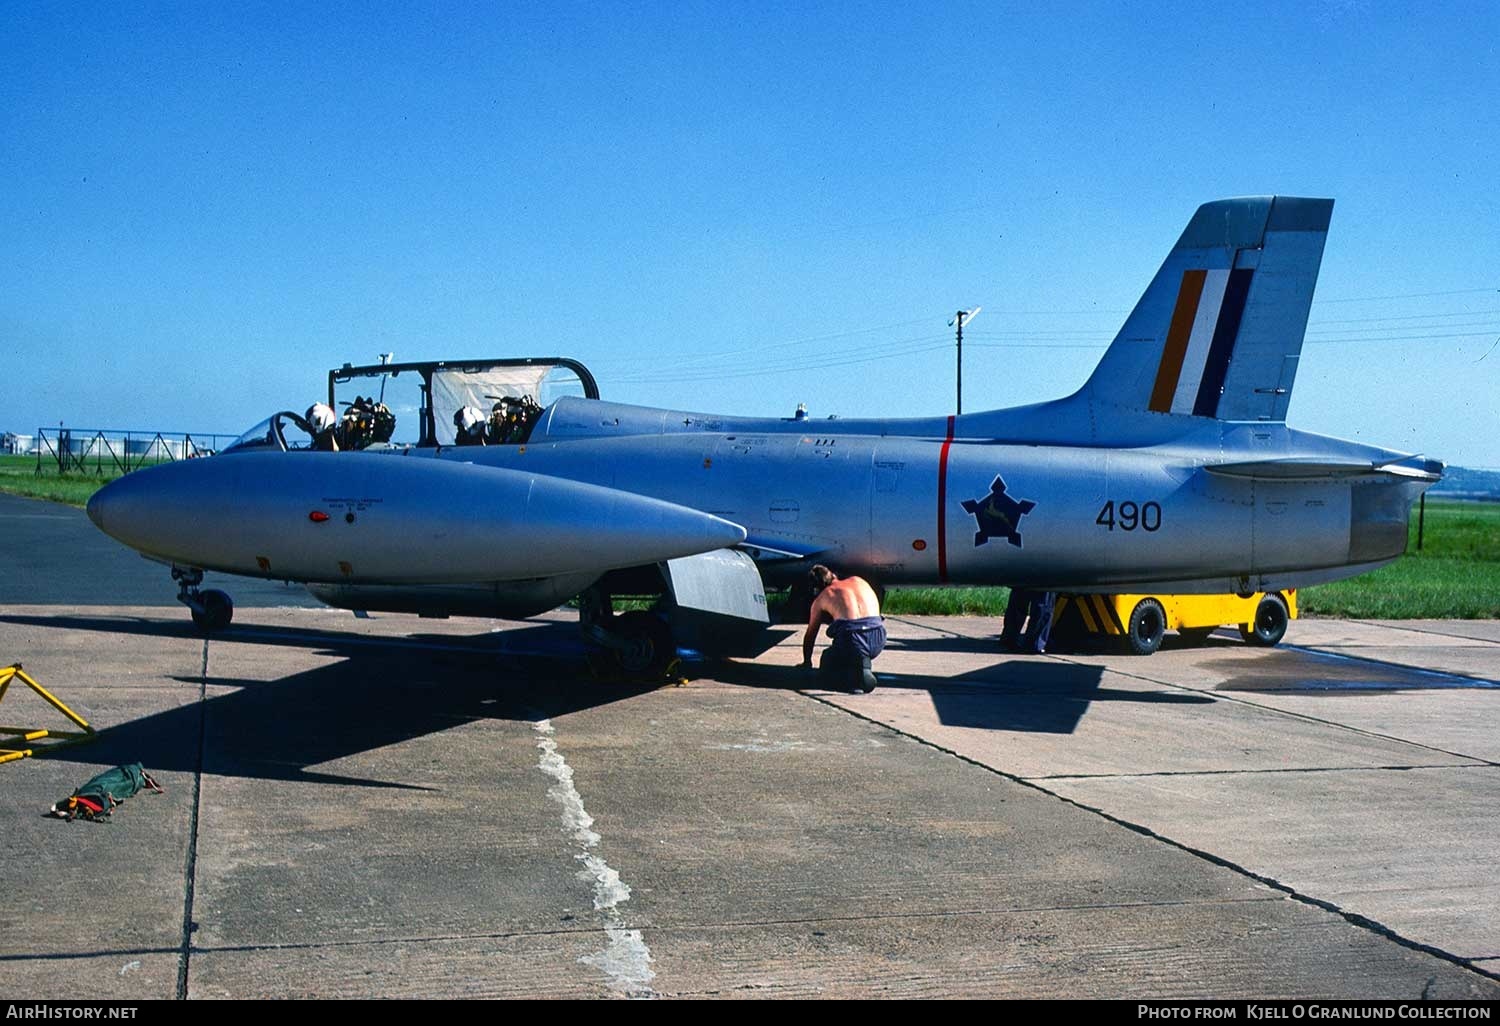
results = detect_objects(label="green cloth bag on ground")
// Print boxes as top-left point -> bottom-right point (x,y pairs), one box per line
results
49,762 -> 164,821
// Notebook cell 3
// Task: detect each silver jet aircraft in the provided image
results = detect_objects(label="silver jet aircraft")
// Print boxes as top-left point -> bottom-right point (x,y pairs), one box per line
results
86,196 -> 1442,671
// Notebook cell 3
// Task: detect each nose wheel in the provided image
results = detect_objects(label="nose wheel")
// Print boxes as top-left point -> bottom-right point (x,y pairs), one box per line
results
172,567 -> 235,634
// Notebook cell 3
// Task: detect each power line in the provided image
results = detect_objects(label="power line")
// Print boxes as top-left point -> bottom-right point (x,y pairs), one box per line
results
615,347 -> 954,387
1309,307 -> 1500,326
964,317 -> 1500,341
591,316 -> 936,375
1308,320 -> 1500,337
613,338 -> 954,385
1313,286 -> 1499,304
1304,330 -> 1500,345
600,284 -> 1500,389
942,285 -> 1500,320
966,341 -> 1109,350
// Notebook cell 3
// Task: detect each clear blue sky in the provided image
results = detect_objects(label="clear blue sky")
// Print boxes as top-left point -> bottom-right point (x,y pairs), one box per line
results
4,2 -> 1498,466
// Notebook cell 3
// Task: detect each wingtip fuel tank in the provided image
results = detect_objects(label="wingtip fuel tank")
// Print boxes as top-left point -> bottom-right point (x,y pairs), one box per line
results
87,453 -> 746,584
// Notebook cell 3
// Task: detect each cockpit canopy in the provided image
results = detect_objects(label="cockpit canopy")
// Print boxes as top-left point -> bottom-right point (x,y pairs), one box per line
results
331,357 -> 598,448
221,358 -> 600,455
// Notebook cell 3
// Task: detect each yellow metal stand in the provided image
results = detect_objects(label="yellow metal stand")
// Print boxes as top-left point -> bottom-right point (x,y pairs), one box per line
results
0,664 -> 96,764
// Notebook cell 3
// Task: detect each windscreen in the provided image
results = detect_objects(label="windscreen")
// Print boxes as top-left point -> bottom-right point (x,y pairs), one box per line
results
220,416 -> 282,454
219,413 -> 319,454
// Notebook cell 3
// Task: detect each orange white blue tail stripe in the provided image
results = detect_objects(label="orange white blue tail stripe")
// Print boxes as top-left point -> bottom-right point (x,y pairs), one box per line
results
1149,267 -> 1255,417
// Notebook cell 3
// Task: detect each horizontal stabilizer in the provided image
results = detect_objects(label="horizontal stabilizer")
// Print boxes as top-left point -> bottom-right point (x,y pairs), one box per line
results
739,535 -> 829,563
1203,456 -> 1444,481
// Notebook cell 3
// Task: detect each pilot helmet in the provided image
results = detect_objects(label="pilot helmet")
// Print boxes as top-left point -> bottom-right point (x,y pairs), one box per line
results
454,405 -> 486,437
306,403 -> 337,434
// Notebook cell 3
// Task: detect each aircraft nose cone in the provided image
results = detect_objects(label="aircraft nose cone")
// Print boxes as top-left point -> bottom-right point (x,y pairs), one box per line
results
86,487 -> 106,531
85,470 -> 165,550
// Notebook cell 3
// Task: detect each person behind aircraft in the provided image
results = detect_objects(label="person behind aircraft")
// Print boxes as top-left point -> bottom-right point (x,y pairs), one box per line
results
1000,588 -> 1056,653
801,565 -> 885,693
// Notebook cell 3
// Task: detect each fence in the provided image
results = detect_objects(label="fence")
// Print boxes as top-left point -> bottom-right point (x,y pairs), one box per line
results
32,427 -> 239,476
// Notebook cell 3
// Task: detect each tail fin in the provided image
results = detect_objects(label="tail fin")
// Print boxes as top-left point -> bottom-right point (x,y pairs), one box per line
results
1080,196 -> 1332,423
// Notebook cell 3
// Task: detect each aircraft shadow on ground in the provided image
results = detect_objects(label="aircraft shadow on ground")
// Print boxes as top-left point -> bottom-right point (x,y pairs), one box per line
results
881,634 -> 1007,656
5,613 -> 653,789
883,629 -> 1245,658
0,610 -> 579,659
6,611 -> 1214,776
706,657 -> 1214,734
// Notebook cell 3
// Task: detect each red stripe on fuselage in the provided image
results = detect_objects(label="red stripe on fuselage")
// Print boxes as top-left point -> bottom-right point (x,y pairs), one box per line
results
937,415 -> 955,582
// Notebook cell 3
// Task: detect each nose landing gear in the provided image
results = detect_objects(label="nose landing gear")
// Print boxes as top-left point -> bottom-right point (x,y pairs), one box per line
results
172,566 -> 235,634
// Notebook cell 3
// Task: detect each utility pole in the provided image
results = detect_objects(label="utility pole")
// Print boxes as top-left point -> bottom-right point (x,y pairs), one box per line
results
949,307 -> 981,415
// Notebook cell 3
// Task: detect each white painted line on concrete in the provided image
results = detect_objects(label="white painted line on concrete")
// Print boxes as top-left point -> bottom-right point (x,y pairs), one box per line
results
1347,620 -> 1500,645
533,718 -> 657,998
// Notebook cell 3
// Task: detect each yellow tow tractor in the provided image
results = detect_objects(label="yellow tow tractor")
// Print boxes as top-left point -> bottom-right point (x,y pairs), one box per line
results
1052,590 -> 1297,656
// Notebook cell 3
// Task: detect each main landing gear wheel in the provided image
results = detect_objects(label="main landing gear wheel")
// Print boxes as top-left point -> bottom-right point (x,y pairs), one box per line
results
611,610 -> 674,676
1126,597 -> 1166,656
191,590 -> 234,633
1240,593 -> 1289,647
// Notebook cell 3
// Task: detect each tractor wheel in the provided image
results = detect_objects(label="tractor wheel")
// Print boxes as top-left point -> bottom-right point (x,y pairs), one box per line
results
1126,598 -> 1166,656
1240,593 -> 1289,647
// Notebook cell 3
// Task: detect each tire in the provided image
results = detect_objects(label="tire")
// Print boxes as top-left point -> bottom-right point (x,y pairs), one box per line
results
1240,593 -> 1289,647
1125,598 -> 1166,656
191,589 -> 234,633
1177,626 -> 1218,647
612,610 -> 674,675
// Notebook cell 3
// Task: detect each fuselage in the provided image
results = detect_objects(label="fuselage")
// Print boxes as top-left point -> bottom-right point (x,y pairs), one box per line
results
431,402 -> 1430,595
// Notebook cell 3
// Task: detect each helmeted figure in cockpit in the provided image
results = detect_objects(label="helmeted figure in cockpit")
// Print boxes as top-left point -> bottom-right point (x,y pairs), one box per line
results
488,395 -> 543,444
337,396 -> 396,450
453,405 -> 488,446
305,403 -> 339,451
